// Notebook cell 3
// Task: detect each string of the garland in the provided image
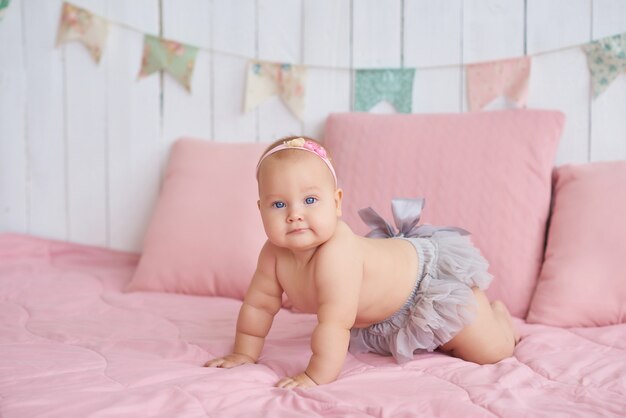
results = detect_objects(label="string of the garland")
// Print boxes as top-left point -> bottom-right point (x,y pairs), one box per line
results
105,7 -> 588,70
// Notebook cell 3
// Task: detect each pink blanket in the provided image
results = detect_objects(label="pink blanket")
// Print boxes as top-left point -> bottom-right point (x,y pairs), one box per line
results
1,234 -> 625,417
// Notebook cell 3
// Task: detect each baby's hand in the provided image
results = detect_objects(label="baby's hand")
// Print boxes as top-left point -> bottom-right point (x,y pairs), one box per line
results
204,353 -> 255,369
276,372 -> 318,389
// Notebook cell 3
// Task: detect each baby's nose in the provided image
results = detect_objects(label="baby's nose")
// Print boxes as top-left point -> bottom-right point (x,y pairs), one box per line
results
287,209 -> 303,222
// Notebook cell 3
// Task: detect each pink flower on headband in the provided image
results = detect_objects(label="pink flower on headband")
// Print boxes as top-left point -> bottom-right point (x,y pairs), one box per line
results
283,137 -> 328,159
303,140 -> 328,159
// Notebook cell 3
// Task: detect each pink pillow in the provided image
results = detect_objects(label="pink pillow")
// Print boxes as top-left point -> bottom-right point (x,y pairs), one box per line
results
527,161 -> 626,327
324,110 -> 565,318
127,138 -> 267,300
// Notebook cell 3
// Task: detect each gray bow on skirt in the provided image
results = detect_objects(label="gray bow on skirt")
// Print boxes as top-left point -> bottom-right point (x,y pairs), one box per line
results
358,197 -> 469,238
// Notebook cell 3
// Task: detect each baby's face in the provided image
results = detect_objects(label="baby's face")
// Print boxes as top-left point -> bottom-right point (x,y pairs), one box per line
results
257,152 -> 342,252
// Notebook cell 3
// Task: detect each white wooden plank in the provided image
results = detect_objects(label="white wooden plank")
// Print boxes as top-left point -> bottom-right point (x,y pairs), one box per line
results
302,0 -> 351,139
526,0 -> 591,165
257,0 -> 302,142
592,0 -> 626,39
162,0 -> 212,148
212,55 -> 258,142
412,68 -> 463,113
463,0 -> 525,63
404,0 -> 463,113
304,70 -> 351,140
106,0 -> 160,252
404,0 -> 463,67
528,50 -> 591,165
526,0 -> 590,54
64,0 -> 108,246
212,0 -> 257,143
0,0 -> 27,234
22,0 -> 67,241
352,0 -> 402,68
590,76 -> 626,162
462,0 -> 525,112
257,0 -> 302,64
590,0 -> 626,162
303,0 -> 351,68
258,92 -> 304,142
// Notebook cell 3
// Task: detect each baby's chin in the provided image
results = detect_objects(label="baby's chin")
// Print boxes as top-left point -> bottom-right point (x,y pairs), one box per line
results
276,237 -> 328,252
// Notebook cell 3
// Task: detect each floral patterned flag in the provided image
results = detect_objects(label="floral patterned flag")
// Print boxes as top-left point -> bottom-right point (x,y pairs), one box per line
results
244,60 -> 307,120
56,2 -> 109,63
0,0 -> 11,21
354,69 -> 415,113
583,33 -> 626,98
466,56 -> 531,111
138,34 -> 198,92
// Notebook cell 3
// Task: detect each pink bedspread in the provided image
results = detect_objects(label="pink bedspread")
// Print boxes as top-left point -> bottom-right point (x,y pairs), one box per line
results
1,234 -> 625,417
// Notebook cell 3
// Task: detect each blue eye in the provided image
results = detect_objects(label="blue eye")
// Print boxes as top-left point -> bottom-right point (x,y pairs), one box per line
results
273,201 -> 286,209
305,197 -> 317,205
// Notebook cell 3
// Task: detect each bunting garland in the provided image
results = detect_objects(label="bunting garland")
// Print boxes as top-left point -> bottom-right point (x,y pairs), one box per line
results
138,35 -> 198,92
583,33 -> 626,97
354,69 -> 415,113
466,56 -> 531,111
56,2 -> 109,63
45,2 -> 626,118
245,61 -> 307,120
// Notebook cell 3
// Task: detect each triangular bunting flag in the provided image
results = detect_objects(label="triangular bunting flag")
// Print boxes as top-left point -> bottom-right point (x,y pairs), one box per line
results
0,0 -> 11,21
56,2 -> 109,63
138,35 -> 198,92
354,69 -> 415,113
466,56 -> 531,111
583,33 -> 626,97
244,61 -> 307,120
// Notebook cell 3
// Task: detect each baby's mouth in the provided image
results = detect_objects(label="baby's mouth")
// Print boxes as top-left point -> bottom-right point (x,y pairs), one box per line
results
288,228 -> 309,234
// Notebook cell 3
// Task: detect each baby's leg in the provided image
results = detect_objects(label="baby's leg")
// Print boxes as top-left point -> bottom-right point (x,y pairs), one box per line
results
439,287 -> 518,364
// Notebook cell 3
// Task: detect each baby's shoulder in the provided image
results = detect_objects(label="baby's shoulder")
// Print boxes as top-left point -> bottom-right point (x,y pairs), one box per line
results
312,225 -> 364,286
316,221 -> 362,260
256,240 -> 279,271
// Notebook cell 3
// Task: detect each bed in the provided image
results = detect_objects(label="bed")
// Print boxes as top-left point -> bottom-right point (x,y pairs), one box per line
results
1,233 -> 625,417
2,110 -> 625,417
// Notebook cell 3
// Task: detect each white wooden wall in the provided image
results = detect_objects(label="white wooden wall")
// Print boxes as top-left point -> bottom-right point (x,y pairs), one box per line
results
1,0 -> 626,252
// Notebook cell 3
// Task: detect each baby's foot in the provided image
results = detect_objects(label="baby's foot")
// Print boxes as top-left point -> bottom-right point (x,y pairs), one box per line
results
491,301 -> 520,345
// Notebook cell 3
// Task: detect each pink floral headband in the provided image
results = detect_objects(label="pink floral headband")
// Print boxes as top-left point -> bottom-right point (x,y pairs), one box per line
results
256,137 -> 338,187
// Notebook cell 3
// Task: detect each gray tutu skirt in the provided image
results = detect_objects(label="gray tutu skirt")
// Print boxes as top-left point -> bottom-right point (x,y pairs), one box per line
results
349,233 -> 493,364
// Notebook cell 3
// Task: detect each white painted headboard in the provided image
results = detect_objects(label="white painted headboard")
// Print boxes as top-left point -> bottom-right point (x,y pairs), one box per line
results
1,0 -> 625,252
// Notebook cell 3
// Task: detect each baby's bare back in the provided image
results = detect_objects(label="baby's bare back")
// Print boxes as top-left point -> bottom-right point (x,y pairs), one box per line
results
353,234 -> 418,327
275,221 -> 419,328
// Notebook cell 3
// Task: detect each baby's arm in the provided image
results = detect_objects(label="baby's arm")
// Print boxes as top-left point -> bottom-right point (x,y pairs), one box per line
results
277,244 -> 361,388
205,241 -> 282,368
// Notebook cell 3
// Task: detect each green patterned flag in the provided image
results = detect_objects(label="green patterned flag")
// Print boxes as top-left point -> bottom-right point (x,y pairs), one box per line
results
138,34 -> 198,92
583,33 -> 626,97
0,0 -> 10,21
354,68 -> 415,113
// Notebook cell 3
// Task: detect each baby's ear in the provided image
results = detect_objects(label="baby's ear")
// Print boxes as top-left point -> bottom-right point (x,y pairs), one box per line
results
335,188 -> 343,216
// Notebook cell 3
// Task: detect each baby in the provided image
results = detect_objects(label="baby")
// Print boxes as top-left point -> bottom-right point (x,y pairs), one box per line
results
205,136 -> 518,389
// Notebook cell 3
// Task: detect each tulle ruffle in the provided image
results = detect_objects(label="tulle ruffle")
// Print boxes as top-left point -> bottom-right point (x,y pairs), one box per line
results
349,234 -> 493,363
